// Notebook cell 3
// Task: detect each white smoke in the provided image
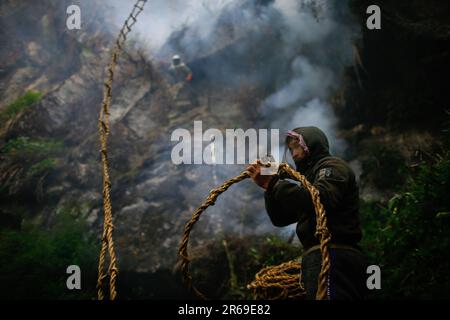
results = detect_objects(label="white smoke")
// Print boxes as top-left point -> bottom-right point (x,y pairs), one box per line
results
264,0 -> 359,156
274,0 -> 336,45
103,0 -> 359,236
107,0 -> 238,52
265,56 -> 334,108
106,0 -> 358,156
288,98 -> 347,154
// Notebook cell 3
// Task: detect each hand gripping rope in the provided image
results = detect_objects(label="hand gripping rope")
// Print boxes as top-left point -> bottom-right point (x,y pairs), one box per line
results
178,162 -> 332,300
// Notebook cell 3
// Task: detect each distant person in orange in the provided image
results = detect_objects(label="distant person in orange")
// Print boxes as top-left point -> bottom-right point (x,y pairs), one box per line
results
168,54 -> 197,105
169,55 -> 193,84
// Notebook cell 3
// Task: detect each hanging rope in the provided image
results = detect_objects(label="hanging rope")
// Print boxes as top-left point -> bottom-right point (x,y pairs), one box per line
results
178,162 -> 332,300
97,0 -> 148,301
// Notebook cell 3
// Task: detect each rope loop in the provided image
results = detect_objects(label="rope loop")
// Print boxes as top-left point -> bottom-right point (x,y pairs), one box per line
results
178,162 -> 332,300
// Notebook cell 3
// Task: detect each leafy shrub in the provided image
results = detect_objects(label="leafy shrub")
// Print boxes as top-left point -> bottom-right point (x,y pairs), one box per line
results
360,151 -> 450,299
1,137 -> 63,181
189,234 -> 301,300
27,158 -> 56,177
0,91 -> 42,122
0,211 -> 99,299
361,144 -> 408,190
2,136 -> 63,157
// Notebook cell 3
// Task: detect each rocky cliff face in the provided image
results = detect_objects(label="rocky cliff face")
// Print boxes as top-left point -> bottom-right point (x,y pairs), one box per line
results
0,0 -> 289,277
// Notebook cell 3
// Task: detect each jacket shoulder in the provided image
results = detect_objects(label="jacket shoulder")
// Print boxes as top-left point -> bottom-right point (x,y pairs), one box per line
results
314,156 -> 356,181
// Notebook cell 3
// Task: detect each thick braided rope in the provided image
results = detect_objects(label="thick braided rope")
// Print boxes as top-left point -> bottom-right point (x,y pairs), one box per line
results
277,163 -> 331,300
97,0 -> 148,301
247,260 -> 305,300
178,171 -> 251,300
178,162 -> 331,300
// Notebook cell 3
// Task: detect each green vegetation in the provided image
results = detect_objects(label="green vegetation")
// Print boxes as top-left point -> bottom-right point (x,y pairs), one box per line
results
0,211 -> 99,299
361,144 -> 408,190
2,136 -> 63,157
0,91 -> 42,122
360,151 -> 450,299
1,136 -> 64,184
27,158 -> 56,177
178,146 -> 450,301
189,234 -> 301,300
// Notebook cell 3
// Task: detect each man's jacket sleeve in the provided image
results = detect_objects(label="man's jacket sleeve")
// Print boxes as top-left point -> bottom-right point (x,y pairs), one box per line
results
264,177 -> 315,227
312,166 -> 350,215
264,165 -> 350,227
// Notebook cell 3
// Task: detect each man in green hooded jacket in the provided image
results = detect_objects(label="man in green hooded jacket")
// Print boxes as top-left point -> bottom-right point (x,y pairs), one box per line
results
247,126 -> 367,300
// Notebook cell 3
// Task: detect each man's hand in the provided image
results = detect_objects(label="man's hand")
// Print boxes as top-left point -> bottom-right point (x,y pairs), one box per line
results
247,162 -> 274,190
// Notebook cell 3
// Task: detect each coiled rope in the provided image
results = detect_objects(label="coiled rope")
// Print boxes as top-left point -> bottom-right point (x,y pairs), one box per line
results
178,162 -> 332,300
247,260 -> 305,300
97,0 -> 148,300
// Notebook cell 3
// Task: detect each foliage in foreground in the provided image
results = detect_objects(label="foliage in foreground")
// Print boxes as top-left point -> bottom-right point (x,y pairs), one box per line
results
360,151 -> 450,299
0,91 -> 42,122
0,211 -> 99,299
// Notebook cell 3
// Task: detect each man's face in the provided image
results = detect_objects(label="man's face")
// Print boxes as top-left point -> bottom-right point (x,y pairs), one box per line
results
287,139 -> 306,162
